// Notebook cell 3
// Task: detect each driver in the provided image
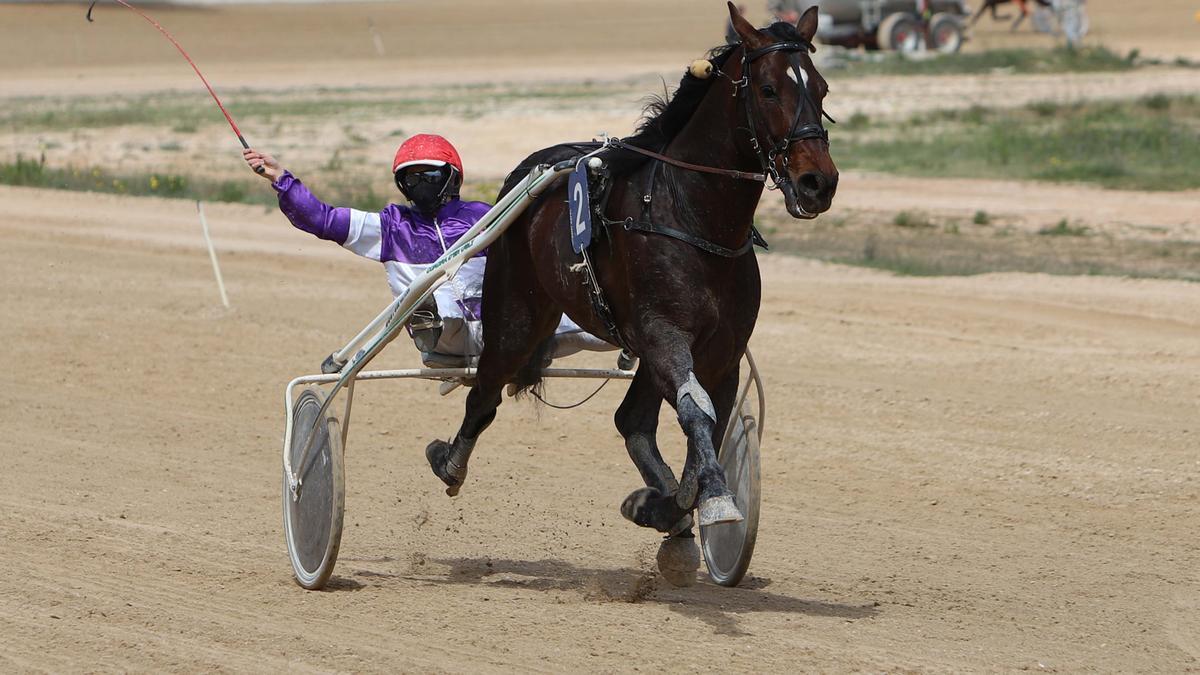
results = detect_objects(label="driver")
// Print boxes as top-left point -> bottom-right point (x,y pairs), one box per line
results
244,134 -> 612,367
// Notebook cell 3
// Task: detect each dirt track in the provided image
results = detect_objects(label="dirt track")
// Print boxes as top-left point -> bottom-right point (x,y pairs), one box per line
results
2,0 -> 1200,671
2,183 -> 1198,671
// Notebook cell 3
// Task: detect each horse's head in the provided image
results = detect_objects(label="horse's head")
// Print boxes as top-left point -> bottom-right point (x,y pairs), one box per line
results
728,3 -> 838,220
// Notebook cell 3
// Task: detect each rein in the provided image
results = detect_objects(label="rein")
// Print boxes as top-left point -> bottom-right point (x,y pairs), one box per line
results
605,139 -> 766,183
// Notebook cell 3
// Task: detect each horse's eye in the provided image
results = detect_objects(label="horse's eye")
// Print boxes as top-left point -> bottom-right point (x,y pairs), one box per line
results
760,85 -> 778,99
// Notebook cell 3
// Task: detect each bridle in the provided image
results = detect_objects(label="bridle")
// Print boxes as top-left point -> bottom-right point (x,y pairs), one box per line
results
585,35 -> 835,263
607,37 -> 834,193
734,39 -> 835,192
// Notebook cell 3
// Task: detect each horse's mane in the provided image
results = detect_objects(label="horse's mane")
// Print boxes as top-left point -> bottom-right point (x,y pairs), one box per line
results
625,22 -> 806,151
497,23 -> 809,199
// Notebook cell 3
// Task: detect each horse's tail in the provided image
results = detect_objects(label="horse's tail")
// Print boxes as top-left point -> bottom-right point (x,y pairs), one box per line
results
496,143 -> 600,401
509,335 -> 556,401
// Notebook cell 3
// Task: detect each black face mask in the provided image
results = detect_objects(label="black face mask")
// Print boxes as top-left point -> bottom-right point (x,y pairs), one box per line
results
397,167 -> 454,215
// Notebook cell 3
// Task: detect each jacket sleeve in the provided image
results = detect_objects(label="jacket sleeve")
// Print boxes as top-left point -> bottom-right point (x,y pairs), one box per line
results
272,171 -> 351,246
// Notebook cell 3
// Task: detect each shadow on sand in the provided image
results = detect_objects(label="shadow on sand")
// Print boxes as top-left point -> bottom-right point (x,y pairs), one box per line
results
348,556 -> 878,636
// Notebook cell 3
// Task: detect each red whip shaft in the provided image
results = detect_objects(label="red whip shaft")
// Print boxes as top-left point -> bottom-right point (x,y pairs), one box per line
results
89,0 -> 257,156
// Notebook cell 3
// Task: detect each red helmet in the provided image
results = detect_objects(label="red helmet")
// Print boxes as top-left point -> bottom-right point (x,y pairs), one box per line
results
392,134 -> 464,179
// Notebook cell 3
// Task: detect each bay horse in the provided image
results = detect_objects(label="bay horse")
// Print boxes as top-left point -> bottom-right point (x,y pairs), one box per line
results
970,0 -> 1052,30
425,3 -> 837,561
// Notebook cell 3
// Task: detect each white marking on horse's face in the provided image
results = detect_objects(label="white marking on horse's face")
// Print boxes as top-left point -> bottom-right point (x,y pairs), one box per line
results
786,64 -> 810,89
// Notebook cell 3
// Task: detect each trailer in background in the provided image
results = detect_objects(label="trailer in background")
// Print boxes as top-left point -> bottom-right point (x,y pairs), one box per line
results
815,0 -> 969,53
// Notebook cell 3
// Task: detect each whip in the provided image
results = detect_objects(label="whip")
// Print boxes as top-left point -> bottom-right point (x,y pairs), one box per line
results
86,0 -> 265,173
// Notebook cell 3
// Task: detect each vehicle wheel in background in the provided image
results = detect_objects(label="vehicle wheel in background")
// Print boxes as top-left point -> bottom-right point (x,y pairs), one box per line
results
929,13 -> 965,53
878,12 -> 922,53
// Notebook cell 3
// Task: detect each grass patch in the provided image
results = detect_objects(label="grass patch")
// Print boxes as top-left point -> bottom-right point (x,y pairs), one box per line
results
0,153 -> 274,206
0,153 -> 400,211
893,210 -> 934,228
1038,219 -> 1089,237
844,112 -> 871,130
834,46 -> 1138,78
0,81 -> 630,132
835,95 -> 1200,191
765,211 -> 1200,282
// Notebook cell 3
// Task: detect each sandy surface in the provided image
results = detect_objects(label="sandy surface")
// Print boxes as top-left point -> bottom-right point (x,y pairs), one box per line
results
2,0 -> 1199,98
2,0 -> 1199,671
1,182 -> 1198,672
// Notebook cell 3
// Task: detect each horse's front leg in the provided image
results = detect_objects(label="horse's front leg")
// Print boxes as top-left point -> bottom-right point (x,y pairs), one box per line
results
641,335 -> 743,528
615,368 -> 693,533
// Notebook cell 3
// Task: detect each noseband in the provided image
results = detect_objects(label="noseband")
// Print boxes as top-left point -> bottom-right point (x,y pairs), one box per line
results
736,40 -> 834,191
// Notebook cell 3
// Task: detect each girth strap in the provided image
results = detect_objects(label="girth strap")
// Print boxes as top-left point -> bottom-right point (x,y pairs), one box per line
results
621,218 -> 756,258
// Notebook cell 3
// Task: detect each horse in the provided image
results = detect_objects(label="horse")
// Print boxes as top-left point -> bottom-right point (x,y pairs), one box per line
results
424,2 -> 838,579
970,0 -> 1052,30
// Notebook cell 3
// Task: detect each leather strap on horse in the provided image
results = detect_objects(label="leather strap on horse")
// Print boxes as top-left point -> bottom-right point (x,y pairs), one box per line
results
607,139 -> 766,183
621,218 -> 759,258
745,40 -> 815,60
570,249 -> 631,352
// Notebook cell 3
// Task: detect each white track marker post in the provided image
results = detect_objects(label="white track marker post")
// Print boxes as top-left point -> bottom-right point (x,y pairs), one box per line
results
368,18 -> 385,57
196,201 -> 230,309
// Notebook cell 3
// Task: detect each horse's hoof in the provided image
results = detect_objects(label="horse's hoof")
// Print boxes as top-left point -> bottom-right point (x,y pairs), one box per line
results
697,494 -> 743,527
621,487 -> 689,533
425,439 -> 467,496
620,487 -> 660,525
656,535 -> 700,587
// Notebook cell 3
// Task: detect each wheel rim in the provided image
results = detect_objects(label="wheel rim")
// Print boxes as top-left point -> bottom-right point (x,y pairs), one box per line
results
935,25 -> 959,52
894,24 -> 922,53
700,414 -> 760,586
282,390 -> 343,589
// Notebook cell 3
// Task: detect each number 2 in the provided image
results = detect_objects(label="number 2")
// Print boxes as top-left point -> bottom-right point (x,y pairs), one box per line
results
573,182 -> 586,235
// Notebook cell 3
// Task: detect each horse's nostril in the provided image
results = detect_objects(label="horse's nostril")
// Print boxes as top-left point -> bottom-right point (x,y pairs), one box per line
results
798,172 -> 823,194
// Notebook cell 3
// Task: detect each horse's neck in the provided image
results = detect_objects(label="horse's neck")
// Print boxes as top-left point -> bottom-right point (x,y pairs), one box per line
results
661,56 -> 764,231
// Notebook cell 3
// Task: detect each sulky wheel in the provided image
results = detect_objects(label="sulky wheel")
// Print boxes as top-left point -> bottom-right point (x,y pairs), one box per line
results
700,406 -> 761,587
282,388 -> 345,590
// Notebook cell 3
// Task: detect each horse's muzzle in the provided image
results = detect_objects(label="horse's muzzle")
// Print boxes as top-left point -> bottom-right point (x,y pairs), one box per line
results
781,170 -> 837,220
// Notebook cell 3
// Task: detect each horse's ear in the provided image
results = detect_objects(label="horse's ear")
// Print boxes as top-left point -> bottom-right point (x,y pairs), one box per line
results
796,5 -> 820,49
727,1 -> 765,48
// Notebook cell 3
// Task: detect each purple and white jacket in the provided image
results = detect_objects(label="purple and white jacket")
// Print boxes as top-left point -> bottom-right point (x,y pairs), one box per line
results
273,171 -> 607,359
273,171 -> 491,355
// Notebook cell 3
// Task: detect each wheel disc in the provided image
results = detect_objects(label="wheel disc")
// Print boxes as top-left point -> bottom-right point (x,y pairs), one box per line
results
700,413 -> 761,587
282,388 -> 345,590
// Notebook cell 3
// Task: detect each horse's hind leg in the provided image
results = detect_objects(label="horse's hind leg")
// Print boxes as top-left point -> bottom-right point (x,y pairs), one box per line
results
615,369 -> 693,533
969,1 -> 989,26
1011,1 -> 1028,30
424,238 -> 560,496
